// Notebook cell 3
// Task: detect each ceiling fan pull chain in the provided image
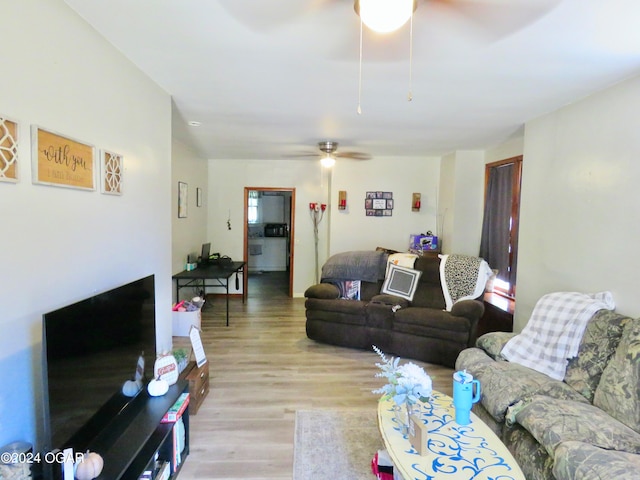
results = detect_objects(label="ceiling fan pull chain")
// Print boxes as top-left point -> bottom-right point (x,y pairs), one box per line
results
357,18 -> 363,115
408,11 -> 413,102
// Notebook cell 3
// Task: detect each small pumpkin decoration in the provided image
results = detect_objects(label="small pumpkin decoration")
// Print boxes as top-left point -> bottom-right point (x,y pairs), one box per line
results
147,378 -> 169,397
75,450 -> 104,480
121,379 -> 143,397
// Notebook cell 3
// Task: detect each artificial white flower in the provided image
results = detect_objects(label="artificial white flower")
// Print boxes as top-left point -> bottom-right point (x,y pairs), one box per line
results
372,346 -> 432,406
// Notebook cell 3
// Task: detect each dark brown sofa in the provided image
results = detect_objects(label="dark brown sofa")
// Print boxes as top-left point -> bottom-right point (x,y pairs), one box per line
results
304,255 -> 485,367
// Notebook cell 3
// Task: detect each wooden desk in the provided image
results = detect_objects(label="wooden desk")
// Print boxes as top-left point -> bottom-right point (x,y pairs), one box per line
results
173,261 -> 246,326
377,393 -> 525,480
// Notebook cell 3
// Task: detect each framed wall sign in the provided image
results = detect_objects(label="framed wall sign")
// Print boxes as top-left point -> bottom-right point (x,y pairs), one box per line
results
31,126 -> 96,190
0,116 -> 19,183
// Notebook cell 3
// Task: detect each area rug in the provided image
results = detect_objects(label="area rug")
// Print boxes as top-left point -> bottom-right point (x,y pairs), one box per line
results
293,409 -> 383,480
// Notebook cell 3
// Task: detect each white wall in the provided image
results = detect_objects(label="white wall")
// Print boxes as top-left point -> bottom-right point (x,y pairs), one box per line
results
438,151 -> 486,255
485,137 -> 524,164
329,156 -> 441,254
516,75 -> 640,330
171,138 -> 208,280
0,0 -> 172,450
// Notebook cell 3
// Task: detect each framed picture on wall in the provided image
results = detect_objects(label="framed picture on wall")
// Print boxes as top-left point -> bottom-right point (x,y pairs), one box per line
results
196,187 -> 202,207
365,191 -> 394,216
178,181 -> 188,218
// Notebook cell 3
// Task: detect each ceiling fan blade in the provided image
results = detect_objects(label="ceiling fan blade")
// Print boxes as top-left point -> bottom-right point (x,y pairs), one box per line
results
429,0 -> 562,42
281,152 -> 321,158
336,151 -> 372,160
217,0 -> 338,32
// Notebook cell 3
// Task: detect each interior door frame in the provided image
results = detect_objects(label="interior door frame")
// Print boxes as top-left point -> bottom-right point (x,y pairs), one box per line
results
243,187 -> 296,297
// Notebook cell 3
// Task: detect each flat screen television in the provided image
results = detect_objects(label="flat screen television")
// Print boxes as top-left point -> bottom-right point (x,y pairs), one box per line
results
41,275 -> 156,473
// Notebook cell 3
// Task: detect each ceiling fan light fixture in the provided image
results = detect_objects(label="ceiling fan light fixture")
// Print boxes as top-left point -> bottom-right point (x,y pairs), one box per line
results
320,155 -> 336,168
355,0 -> 416,33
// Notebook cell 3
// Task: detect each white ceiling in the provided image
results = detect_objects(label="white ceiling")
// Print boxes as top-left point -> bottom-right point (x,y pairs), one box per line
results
64,0 -> 640,160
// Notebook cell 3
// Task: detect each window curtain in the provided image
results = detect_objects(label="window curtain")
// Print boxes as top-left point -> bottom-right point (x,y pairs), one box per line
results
479,163 -> 513,283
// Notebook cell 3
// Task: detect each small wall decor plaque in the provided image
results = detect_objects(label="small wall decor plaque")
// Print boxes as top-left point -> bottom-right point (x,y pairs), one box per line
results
31,126 -> 95,190
0,116 -> 19,183
101,150 -> 123,195
178,181 -> 188,218
365,191 -> 393,216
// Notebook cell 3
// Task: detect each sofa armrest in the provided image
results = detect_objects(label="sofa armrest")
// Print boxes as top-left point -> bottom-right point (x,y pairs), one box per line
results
450,299 -> 484,347
370,294 -> 410,309
304,283 -> 340,299
451,299 -> 484,319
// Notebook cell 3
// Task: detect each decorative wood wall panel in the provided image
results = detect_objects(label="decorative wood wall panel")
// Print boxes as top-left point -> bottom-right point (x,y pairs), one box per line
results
0,117 -> 19,182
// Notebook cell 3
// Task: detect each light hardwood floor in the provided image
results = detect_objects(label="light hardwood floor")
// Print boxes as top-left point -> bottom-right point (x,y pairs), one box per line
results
175,272 -> 453,480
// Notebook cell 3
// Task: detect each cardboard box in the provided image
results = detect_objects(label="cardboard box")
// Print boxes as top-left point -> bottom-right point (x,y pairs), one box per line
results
409,234 -> 439,251
172,309 -> 201,336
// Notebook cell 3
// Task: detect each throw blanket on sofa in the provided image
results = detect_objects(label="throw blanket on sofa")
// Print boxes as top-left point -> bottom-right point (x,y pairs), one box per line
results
321,250 -> 388,283
438,254 -> 492,311
501,291 -> 615,381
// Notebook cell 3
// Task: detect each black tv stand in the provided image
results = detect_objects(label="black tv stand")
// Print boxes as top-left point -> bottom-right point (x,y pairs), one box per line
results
44,381 -> 189,480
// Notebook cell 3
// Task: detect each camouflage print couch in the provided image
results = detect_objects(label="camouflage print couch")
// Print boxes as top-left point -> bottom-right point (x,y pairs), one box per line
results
455,310 -> 640,480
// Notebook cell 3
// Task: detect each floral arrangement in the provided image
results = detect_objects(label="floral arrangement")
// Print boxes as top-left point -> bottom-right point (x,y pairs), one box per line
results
372,345 -> 432,406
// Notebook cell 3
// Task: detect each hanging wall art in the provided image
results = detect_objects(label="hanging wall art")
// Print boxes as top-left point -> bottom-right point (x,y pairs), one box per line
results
365,191 -> 393,216
178,181 -> 188,218
0,116 -> 19,183
31,126 -> 95,190
101,150 -> 123,195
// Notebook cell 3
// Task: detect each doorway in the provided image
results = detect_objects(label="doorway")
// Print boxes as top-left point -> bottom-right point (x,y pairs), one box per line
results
243,187 -> 295,297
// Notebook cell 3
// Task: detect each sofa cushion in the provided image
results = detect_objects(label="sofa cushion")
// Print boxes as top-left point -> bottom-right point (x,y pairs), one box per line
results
369,294 -> 410,309
553,441 -> 640,480
410,256 -> 446,309
365,303 -> 395,330
393,308 -> 470,344
502,424 -> 555,480
564,309 -> 630,402
475,331 -> 516,360
593,317 -> 640,433
304,298 -> 367,326
304,283 -> 340,299
515,396 -> 640,458
457,354 -> 588,423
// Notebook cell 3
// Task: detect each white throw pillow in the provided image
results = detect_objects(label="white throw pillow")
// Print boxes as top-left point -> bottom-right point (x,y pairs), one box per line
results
381,264 -> 422,301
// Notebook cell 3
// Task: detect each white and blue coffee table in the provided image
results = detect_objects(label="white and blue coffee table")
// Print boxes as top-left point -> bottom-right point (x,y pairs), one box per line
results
377,391 -> 525,480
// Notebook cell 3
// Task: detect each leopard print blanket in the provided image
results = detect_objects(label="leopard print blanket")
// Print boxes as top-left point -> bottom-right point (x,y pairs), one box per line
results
439,254 -> 492,310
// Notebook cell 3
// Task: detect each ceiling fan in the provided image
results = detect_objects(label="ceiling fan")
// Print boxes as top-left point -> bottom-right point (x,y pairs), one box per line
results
290,141 -> 371,166
217,0 -> 561,42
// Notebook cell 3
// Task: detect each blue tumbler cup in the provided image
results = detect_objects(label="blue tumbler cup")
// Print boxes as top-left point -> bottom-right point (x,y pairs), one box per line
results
452,371 -> 481,425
